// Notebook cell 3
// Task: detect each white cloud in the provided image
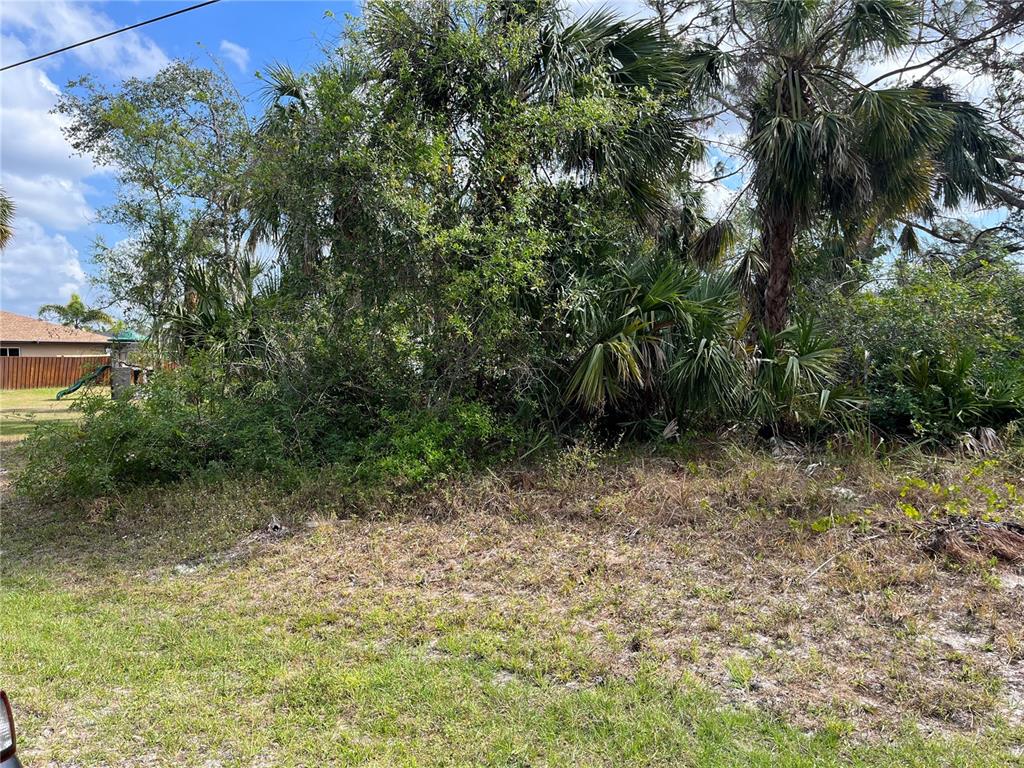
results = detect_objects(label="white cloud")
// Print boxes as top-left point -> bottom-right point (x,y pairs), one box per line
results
702,180 -> 738,219
0,40 -> 96,181
0,1 -> 169,79
219,39 -> 250,72
2,173 -> 93,231
0,218 -> 88,313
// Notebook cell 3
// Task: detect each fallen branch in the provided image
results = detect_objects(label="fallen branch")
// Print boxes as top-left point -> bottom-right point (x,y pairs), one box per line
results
924,517 -> 1024,565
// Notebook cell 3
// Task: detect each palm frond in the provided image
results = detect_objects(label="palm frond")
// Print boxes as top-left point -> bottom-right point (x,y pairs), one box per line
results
897,223 -> 919,254
853,89 -> 952,161
690,219 -> 737,267
678,44 -> 730,103
841,0 -> 915,55
757,0 -> 819,49
667,271 -> 744,416
920,87 -> 1010,209
563,258 -> 711,412
748,316 -> 856,429
0,187 -> 13,249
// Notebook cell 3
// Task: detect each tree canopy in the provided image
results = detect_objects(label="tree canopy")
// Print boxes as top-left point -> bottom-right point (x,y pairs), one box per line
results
47,0 -> 1023,461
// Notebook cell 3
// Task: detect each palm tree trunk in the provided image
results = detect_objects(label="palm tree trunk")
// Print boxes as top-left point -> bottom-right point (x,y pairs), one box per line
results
762,211 -> 796,334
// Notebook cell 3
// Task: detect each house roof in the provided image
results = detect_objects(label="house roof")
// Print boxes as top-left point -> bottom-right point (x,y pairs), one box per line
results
0,311 -> 111,344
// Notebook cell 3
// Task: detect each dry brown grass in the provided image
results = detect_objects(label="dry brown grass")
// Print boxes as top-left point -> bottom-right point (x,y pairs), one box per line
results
4,444 -> 1023,744
181,448 -> 1024,737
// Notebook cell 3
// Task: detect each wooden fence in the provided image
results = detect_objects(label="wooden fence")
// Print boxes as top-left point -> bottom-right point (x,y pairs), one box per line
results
0,356 -> 110,390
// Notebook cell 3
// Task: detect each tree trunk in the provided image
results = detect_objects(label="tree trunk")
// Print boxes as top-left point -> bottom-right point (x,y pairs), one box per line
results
762,211 -> 797,334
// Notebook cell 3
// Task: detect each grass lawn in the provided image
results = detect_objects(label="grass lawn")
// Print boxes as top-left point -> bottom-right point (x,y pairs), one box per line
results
0,386 -> 99,441
1,451 -> 1022,766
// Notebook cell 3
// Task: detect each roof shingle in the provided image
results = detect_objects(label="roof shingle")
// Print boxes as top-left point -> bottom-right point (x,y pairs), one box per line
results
0,311 -> 111,344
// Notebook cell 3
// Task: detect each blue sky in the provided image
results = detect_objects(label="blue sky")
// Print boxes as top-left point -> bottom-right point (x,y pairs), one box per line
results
0,0 -> 361,316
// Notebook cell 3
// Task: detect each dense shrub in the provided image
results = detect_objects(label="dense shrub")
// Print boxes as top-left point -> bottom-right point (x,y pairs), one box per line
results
16,369 -> 511,502
838,261 -> 1022,378
17,372 -> 294,501
877,350 -> 1024,439
821,259 -> 1024,439
346,402 -> 510,490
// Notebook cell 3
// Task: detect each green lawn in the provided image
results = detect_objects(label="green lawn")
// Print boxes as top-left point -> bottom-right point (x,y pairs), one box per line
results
3,572 -> 1013,768
0,386 -> 101,441
1,456 -> 1022,766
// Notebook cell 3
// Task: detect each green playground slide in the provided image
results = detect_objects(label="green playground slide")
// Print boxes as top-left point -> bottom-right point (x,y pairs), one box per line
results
56,364 -> 111,400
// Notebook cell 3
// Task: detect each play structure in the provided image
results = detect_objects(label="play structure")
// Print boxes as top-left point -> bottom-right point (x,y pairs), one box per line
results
56,329 -> 150,400
56,363 -> 111,400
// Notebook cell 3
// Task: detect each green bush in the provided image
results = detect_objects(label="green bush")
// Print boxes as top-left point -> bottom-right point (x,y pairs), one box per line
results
15,367 -> 511,503
879,349 -> 1023,439
347,401 -> 509,490
16,371 -> 295,501
820,259 -> 1024,440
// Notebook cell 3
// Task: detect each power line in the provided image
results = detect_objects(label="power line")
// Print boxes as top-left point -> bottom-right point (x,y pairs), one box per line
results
0,0 -> 224,73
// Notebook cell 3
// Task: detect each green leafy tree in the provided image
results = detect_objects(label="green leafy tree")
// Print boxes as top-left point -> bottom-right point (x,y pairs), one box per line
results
38,293 -> 114,331
249,1 -> 719,420
56,62 -> 252,351
820,250 -> 1024,436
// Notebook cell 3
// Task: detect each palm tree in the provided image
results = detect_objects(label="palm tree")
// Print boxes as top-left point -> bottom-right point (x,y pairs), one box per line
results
38,294 -> 114,331
362,1 -> 706,218
0,187 -> 14,249
731,0 -> 1008,332
530,8 -> 706,217
249,62 -> 335,277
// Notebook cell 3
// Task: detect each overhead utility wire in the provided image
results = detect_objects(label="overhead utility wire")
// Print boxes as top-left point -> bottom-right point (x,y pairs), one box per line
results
0,0 -> 223,72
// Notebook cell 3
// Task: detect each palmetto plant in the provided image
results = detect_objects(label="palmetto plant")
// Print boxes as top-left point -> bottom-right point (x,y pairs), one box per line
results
563,261 -> 859,433
896,349 -> 1024,438
162,256 -> 271,367
666,271 -> 746,419
564,259 -> 752,420
732,0 -> 1010,332
748,317 -> 862,433
564,258 -> 703,412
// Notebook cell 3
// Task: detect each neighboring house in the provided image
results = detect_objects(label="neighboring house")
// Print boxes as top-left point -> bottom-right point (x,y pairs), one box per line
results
0,311 -> 110,357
